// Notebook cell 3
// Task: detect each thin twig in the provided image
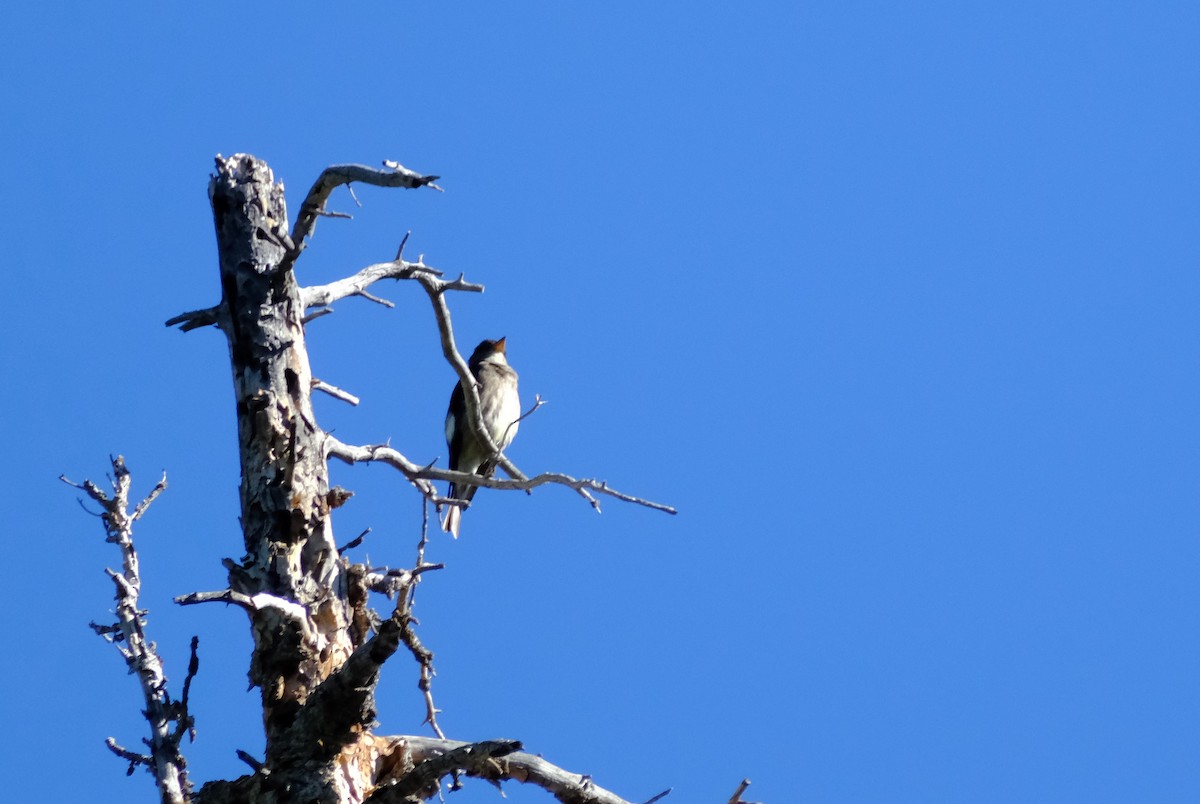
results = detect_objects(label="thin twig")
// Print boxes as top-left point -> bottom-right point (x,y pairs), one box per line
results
355,288 -> 393,307
312,379 -> 361,406
410,497 -> 432,609
502,394 -> 547,450
391,578 -> 446,739
175,636 -> 200,743
301,307 -> 336,325
338,527 -> 372,554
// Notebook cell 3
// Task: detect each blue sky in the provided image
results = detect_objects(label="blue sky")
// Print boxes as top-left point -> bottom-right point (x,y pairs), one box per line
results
3,3 -> 1199,802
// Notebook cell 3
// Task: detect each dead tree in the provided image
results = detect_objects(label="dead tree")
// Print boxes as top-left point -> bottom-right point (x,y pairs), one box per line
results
63,154 -> 742,804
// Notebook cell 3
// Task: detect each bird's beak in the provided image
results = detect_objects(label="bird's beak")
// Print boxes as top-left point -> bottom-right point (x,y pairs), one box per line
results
495,337 -> 507,353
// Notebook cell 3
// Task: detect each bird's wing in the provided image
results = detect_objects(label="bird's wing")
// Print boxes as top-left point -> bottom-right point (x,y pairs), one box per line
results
445,381 -> 466,472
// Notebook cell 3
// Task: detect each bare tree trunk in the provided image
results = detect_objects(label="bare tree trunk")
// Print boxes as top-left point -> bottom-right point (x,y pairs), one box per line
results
211,155 -> 352,739
207,155 -> 359,800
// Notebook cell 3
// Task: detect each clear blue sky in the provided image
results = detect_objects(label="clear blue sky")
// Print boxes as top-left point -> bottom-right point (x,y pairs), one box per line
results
3,3 -> 1198,802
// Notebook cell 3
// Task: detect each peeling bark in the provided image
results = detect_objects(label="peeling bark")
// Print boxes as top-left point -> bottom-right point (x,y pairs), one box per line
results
208,155 -> 355,795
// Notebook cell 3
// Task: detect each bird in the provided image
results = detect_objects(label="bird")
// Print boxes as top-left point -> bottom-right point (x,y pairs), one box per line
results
442,337 -> 521,537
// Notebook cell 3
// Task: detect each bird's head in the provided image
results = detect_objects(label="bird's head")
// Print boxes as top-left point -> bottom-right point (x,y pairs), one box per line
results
468,337 -> 509,367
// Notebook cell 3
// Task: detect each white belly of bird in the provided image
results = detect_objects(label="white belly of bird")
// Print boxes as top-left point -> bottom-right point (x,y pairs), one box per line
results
490,390 -> 521,448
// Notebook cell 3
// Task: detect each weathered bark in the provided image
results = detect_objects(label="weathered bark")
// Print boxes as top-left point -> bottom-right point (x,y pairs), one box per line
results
208,154 -> 359,798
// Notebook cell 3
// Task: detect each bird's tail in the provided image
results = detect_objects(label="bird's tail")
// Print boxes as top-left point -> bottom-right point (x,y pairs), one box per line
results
441,482 -> 463,538
442,504 -> 462,539
442,475 -> 486,538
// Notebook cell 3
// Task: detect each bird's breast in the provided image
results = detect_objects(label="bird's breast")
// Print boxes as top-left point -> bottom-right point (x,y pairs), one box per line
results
478,365 -> 521,448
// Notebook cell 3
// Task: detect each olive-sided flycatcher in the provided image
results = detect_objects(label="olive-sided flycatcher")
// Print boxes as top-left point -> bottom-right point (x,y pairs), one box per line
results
442,337 -> 521,537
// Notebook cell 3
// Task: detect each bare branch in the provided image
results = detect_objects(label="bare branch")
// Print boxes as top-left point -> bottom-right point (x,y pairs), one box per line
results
383,159 -> 444,191
236,750 -> 263,773
175,589 -> 313,631
165,305 -> 225,332
312,378 -> 361,406
377,735 -> 640,804
290,162 -> 440,261
338,527 -> 372,555
131,471 -> 168,521
302,307 -> 336,325
346,561 -> 447,738
325,435 -> 677,516
728,778 -> 762,804
355,287 -> 394,308
367,740 -> 522,803
360,563 -> 444,597
106,737 -> 152,775
174,588 -> 258,613
325,436 -> 442,502
60,473 -> 110,505
393,596 -> 445,739
299,258 -> 466,312
502,394 -> 547,450
176,636 -> 200,744
411,497 -> 432,608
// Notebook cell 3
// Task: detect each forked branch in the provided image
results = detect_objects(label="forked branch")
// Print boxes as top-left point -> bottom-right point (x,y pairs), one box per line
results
325,435 -> 676,515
